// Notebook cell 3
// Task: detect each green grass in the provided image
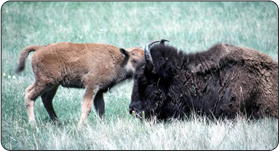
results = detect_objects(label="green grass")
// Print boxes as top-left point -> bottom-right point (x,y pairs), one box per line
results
1,2 -> 278,150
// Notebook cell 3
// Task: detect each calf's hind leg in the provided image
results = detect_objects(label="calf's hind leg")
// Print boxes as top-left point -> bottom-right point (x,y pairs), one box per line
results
25,83 -> 36,123
25,80 -> 50,124
41,85 -> 59,122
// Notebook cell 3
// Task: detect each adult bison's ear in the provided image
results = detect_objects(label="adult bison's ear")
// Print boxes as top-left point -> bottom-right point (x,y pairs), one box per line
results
120,48 -> 129,57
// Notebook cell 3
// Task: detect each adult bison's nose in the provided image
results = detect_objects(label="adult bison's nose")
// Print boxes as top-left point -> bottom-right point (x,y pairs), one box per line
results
129,104 -> 139,115
129,106 -> 135,114
129,101 -> 141,115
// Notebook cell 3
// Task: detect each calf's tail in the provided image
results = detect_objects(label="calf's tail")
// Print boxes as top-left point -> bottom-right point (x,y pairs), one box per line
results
15,45 -> 43,73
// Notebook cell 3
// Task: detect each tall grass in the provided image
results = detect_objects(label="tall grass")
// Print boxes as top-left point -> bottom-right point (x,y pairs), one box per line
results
1,2 -> 278,150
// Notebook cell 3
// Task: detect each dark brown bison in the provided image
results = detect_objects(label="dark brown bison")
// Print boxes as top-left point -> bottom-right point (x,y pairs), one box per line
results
129,40 -> 278,120
16,42 -> 144,125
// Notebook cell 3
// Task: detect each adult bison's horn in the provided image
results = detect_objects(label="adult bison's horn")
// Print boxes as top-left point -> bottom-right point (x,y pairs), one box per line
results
144,39 -> 169,71
160,39 -> 169,45
144,40 -> 160,71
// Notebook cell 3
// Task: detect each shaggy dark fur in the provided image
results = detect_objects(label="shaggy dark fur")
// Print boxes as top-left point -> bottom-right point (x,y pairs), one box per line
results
129,43 -> 278,120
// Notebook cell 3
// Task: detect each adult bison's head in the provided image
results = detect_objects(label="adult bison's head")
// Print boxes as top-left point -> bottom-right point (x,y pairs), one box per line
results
129,39 -> 180,120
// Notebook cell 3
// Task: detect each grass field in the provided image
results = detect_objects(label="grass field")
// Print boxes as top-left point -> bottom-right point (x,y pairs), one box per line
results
1,1 -> 278,150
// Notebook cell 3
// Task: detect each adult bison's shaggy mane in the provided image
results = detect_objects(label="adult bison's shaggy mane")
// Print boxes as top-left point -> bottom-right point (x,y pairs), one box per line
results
130,41 -> 278,120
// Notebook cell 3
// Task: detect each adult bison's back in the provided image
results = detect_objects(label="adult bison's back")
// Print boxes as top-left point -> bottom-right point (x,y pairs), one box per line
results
129,40 -> 278,120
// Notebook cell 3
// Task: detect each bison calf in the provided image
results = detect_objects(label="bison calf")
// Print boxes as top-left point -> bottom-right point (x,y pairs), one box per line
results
129,40 -> 278,120
16,42 -> 144,125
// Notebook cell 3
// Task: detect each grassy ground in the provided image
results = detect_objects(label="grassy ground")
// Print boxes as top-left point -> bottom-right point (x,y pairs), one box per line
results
1,1 -> 278,150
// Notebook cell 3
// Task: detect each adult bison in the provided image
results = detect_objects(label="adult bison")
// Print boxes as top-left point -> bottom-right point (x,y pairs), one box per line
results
129,40 -> 278,120
16,42 -> 144,125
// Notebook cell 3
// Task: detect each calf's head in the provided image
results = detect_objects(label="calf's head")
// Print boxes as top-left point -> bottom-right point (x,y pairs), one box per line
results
120,47 -> 145,74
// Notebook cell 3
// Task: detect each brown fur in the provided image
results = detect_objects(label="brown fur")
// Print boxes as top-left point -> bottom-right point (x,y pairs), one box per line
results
217,44 -> 278,118
16,42 -> 144,125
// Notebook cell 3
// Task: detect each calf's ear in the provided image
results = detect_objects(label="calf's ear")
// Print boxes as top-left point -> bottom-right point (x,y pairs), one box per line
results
120,48 -> 129,57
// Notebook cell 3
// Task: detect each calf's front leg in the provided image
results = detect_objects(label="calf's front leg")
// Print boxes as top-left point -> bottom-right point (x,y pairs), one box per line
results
78,86 -> 99,126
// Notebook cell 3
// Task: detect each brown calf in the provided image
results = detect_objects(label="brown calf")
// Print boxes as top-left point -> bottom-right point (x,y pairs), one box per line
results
16,42 -> 144,125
